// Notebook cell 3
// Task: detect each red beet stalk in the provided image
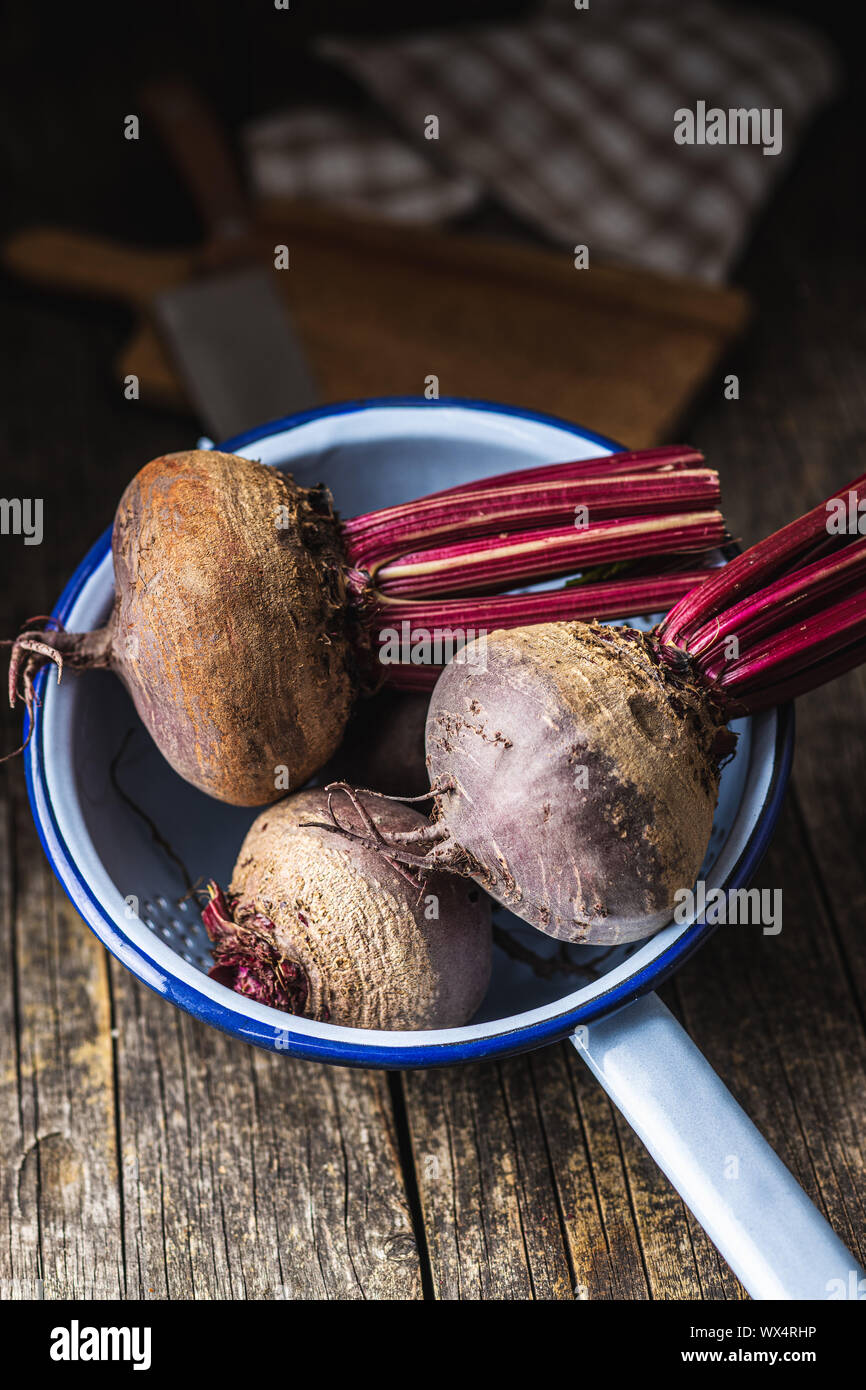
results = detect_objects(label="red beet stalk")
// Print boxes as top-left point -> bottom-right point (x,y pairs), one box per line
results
343,452 -> 717,566
343,447 -> 708,569
344,469 -> 720,567
374,568 -> 712,691
337,445 -> 726,678
368,511 -> 725,598
658,474 -> 866,712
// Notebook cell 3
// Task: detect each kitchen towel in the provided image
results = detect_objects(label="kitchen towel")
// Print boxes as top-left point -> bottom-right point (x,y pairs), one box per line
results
243,104 -> 480,224
245,0 -> 838,282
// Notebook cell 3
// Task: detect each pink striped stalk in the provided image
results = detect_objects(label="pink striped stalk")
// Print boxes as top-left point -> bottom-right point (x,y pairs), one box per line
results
337,446 -> 727,675
685,535 -> 866,666
386,665 -> 448,692
372,569 -> 712,691
370,568 -> 710,633
711,591 -> 866,693
336,445 -> 726,690
344,447 -> 713,565
369,511 -> 725,599
725,637 -> 866,713
655,474 -> 866,715
659,474 -> 866,649
387,473 -> 866,717
343,468 -> 720,567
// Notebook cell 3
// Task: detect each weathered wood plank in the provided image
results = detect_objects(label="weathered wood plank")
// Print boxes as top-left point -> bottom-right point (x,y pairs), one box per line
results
527,1042 -> 652,1301
404,1019 -> 745,1300
404,1026 -> 745,1301
110,958 -> 423,1300
668,801 -> 866,1274
403,1055 -> 573,1299
0,758 -> 125,1299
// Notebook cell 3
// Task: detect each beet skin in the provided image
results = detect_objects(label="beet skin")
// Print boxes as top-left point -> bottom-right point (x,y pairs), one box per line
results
205,788 -> 493,1030
421,622 -> 725,944
11,451 -> 356,805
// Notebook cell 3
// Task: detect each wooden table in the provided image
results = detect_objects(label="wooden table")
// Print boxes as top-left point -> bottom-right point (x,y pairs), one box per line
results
2,73 -> 865,1303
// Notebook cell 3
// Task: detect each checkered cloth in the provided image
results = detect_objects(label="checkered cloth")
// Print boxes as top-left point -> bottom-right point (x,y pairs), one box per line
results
245,1 -> 838,282
243,105 -> 480,223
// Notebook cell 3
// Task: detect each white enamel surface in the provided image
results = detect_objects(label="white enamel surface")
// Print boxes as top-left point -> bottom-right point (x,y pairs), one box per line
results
576,995 -> 864,1299
38,402 -> 778,1051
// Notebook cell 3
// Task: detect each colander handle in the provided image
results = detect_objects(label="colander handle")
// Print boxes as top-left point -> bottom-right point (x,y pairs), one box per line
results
572,991 -> 864,1300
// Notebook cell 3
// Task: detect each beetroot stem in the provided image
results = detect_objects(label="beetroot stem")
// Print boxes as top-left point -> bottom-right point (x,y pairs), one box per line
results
372,512 -> 725,598
708,590 -> 866,698
729,637 -> 866,713
343,468 -> 720,568
367,568 -> 718,692
366,568 -> 712,633
660,473 -> 866,648
385,666 -> 441,691
687,535 -> 866,664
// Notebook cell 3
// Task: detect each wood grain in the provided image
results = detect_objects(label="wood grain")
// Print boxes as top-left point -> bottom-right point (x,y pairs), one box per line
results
1,202 -> 747,449
110,960 -> 421,1300
0,757 -> 422,1300
403,1056 -> 574,1299
0,761 -> 124,1299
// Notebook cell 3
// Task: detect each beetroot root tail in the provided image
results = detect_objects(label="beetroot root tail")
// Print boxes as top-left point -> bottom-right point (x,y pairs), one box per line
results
2,623 -> 112,764
300,781 -> 458,885
7,635 -> 65,708
0,629 -> 69,764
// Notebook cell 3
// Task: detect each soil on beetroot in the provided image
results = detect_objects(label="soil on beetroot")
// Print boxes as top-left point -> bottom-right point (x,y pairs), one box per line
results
204,787 -> 492,1030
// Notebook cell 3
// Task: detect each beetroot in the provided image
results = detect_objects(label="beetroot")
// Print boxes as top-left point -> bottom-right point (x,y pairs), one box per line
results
420,621 -> 729,942
7,445 -> 725,805
204,788 -> 492,1030
320,473 -> 866,944
8,451 -> 353,804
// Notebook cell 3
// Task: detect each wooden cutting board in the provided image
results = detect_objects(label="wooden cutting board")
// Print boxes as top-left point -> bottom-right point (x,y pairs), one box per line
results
3,200 -> 748,446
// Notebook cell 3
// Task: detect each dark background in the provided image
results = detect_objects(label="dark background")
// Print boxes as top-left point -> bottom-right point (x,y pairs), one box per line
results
1,0 -> 857,234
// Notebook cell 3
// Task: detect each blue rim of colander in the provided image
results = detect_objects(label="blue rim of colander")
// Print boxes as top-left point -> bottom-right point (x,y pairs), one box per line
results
23,397 -> 795,1068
